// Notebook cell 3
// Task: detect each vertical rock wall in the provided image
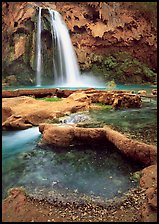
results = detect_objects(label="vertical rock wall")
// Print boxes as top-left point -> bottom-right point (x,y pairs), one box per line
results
2,2 -> 157,86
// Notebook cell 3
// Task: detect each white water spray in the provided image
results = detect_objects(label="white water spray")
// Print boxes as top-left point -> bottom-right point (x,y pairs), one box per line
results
36,7 -> 42,86
35,8 -> 104,87
49,9 -> 81,86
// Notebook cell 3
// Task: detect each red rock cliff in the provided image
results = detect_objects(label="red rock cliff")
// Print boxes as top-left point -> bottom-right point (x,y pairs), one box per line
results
2,2 -> 157,85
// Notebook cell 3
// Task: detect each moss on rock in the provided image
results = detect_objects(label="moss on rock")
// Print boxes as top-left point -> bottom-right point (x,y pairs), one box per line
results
89,51 -> 156,84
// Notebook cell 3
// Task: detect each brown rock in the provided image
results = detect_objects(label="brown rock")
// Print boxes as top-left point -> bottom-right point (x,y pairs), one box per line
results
2,107 -> 12,123
141,203 -> 157,222
104,126 -> 157,165
40,124 -> 75,147
140,165 -> 157,189
74,127 -> 106,143
140,165 -> 157,222
2,89 -> 58,98
39,124 -> 106,147
146,186 -> 157,209
2,95 -> 91,129
152,89 -> 157,95
2,115 -> 33,130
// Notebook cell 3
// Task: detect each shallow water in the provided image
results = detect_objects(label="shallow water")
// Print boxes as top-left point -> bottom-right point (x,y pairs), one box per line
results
88,97 -> 157,145
2,128 -> 142,201
2,84 -> 156,95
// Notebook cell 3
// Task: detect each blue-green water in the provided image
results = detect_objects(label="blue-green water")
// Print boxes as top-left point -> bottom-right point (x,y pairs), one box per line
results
2,128 -> 142,201
88,97 -> 157,145
2,84 -> 156,94
2,85 -> 156,202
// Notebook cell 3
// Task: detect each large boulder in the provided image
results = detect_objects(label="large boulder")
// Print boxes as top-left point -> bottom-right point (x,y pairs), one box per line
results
112,94 -> 142,109
2,115 -> 33,130
140,165 -> 157,222
39,124 -> 75,147
39,124 -> 106,147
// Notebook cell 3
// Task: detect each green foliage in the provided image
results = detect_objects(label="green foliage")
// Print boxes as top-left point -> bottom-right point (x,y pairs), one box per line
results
36,97 -> 62,102
91,51 -> 156,84
130,171 -> 142,182
106,80 -> 117,90
95,103 -> 112,110
104,56 -> 116,69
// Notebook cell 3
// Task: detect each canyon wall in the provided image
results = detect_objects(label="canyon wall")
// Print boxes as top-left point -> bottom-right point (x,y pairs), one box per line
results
2,2 -> 157,86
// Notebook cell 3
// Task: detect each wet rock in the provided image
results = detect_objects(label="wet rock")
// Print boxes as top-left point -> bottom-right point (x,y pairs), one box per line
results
62,113 -> 91,124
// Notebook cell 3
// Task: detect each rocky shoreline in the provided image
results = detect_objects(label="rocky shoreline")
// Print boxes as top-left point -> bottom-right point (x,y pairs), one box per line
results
2,88 -> 157,222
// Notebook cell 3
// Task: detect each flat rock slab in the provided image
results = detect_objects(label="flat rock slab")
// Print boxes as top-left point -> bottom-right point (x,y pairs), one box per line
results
2,96 -> 90,129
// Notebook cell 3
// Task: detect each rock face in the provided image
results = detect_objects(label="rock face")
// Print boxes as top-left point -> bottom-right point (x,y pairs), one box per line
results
2,2 -> 157,85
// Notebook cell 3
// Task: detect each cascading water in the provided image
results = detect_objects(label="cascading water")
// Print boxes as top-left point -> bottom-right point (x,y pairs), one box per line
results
35,7 -> 104,87
48,9 -> 81,86
36,7 -> 42,86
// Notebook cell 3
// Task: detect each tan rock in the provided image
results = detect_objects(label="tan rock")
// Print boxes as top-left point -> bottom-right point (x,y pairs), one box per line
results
39,124 -> 106,147
2,107 -> 12,123
104,126 -> 157,166
2,115 -> 32,130
68,91 -> 91,104
14,36 -> 27,60
2,95 -> 91,129
138,90 -> 147,96
40,124 -> 75,147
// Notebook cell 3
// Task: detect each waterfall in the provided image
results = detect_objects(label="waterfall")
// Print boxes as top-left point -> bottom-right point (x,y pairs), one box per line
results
48,9 -> 81,86
36,7 -> 42,86
35,8 -> 102,87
